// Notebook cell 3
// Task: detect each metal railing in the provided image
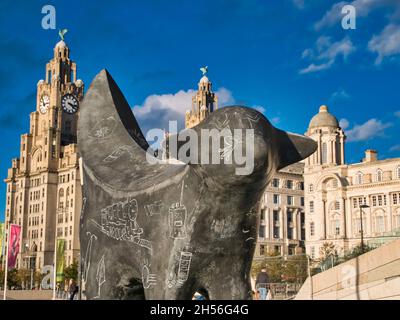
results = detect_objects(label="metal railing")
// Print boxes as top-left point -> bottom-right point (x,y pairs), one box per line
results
255,283 -> 302,300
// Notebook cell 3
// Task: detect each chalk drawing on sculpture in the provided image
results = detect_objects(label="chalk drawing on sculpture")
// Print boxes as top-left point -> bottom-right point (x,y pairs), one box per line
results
168,182 -> 187,239
89,116 -> 117,139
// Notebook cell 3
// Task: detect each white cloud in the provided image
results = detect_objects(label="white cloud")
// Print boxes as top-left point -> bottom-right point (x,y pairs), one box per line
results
339,118 -> 350,130
390,144 -> 400,152
293,0 -> 305,9
331,88 -> 351,101
315,0 -> 400,30
299,36 -> 355,74
132,87 -> 234,134
368,24 -> 400,64
344,118 -> 392,142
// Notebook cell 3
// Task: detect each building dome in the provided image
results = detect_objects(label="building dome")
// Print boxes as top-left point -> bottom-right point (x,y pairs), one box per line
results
75,79 -> 83,87
308,105 -> 339,129
200,76 -> 209,83
55,40 -> 68,49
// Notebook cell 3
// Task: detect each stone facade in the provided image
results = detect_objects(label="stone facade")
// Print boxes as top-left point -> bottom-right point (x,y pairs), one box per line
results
3,39 -> 84,270
185,75 -> 218,128
304,106 -> 400,259
254,163 -> 306,259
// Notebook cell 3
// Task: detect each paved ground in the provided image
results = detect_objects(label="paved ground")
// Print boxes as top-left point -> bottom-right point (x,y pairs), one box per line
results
0,290 -> 53,300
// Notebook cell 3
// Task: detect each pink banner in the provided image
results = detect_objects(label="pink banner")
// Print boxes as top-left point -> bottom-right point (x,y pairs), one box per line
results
8,224 -> 21,269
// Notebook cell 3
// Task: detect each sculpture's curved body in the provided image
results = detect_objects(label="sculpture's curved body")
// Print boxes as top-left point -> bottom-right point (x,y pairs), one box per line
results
78,70 -> 316,299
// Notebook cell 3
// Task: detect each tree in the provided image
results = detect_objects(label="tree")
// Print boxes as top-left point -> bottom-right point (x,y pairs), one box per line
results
64,260 -> 78,282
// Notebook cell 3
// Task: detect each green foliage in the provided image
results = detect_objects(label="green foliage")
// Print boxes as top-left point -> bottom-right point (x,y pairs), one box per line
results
251,252 -> 309,284
64,260 -> 78,281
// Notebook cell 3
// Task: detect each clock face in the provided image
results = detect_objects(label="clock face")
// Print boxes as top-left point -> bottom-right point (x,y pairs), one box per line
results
61,94 -> 79,114
39,95 -> 50,114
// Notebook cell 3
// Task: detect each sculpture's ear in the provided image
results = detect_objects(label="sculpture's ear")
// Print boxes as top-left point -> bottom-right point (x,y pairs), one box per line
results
276,129 -> 317,170
78,69 -> 181,191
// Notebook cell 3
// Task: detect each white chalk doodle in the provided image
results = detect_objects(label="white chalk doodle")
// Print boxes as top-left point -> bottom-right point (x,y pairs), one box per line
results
244,113 -> 261,129
214,113 -> 229,130
95,255 -> 106,298
103,145 -> 133,163
168,182 -> 187,239
92,197 -> 153,253
142,262 -> 157,289
83,232 -> 98,284
211,217 -> 235,239
219,135 -> 238,161
89,116 -> 117,139
177,251 -> 193,286
144,201 -> 164,217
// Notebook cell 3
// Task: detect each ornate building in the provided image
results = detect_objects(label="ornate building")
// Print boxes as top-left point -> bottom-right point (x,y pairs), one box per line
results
3,37 -> 84,271
304,105 -> 400,259
185,73 -> 218,128
254,163 -> 306,259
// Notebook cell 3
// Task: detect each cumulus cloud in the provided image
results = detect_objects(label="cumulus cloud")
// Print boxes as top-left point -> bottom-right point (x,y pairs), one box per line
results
368,24 -> 400,64
299,36 -> 355,74
339,118 -> 350,130
315,0 -> 400,30
344,118 -> 392,142
132,87 -> 234,134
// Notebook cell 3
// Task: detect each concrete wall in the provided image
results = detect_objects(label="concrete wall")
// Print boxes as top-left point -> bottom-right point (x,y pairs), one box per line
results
295,238 -> 400,300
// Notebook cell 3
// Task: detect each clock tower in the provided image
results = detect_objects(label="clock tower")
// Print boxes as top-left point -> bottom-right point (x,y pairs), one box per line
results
4,35 -> 84,275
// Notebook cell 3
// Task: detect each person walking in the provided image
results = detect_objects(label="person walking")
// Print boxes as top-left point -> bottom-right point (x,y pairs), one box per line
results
68,279 -> 79,300
255,267 -> 269,300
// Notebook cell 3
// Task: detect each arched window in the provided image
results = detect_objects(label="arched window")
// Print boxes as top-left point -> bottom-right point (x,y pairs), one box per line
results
58,188 -> 64,209
376,169 -> 383,182
356,172 -> 363,185
321,142 -> 327,164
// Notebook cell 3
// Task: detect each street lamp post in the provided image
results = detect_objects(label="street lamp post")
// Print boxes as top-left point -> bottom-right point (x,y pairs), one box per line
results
359,204 -> 370,254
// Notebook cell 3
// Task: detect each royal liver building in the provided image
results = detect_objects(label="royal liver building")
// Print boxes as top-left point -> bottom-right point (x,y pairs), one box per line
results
3,37 -> 84,270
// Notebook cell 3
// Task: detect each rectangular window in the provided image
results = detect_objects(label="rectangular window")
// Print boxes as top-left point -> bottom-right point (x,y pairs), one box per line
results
287,228 -> 293,240
377,195 -> 383,206
274,245 -> 281,255
273,210 -> 279,223
260,209 -> 265,221
273,226 -> 280,239
372,196 -> 377,207
310,201 -> 314,213
259,225 -> 265,238
273,194 -> 280,205
272,178 -> 279,188
259,245 -> 265,256
287,210 -> 293,223
287,196 -> 293,206
300,197 -> 305,207
286,180 -> 293,189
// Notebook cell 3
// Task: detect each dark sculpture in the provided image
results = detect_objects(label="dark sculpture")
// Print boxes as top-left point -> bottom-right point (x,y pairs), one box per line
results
78,69 -> 317,300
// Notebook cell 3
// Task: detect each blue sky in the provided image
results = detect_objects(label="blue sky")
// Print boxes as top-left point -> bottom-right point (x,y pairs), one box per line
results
1,0 -> 400,220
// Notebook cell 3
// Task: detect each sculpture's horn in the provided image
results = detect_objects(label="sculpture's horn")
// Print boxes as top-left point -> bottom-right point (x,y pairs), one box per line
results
276,129 -> 317,170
